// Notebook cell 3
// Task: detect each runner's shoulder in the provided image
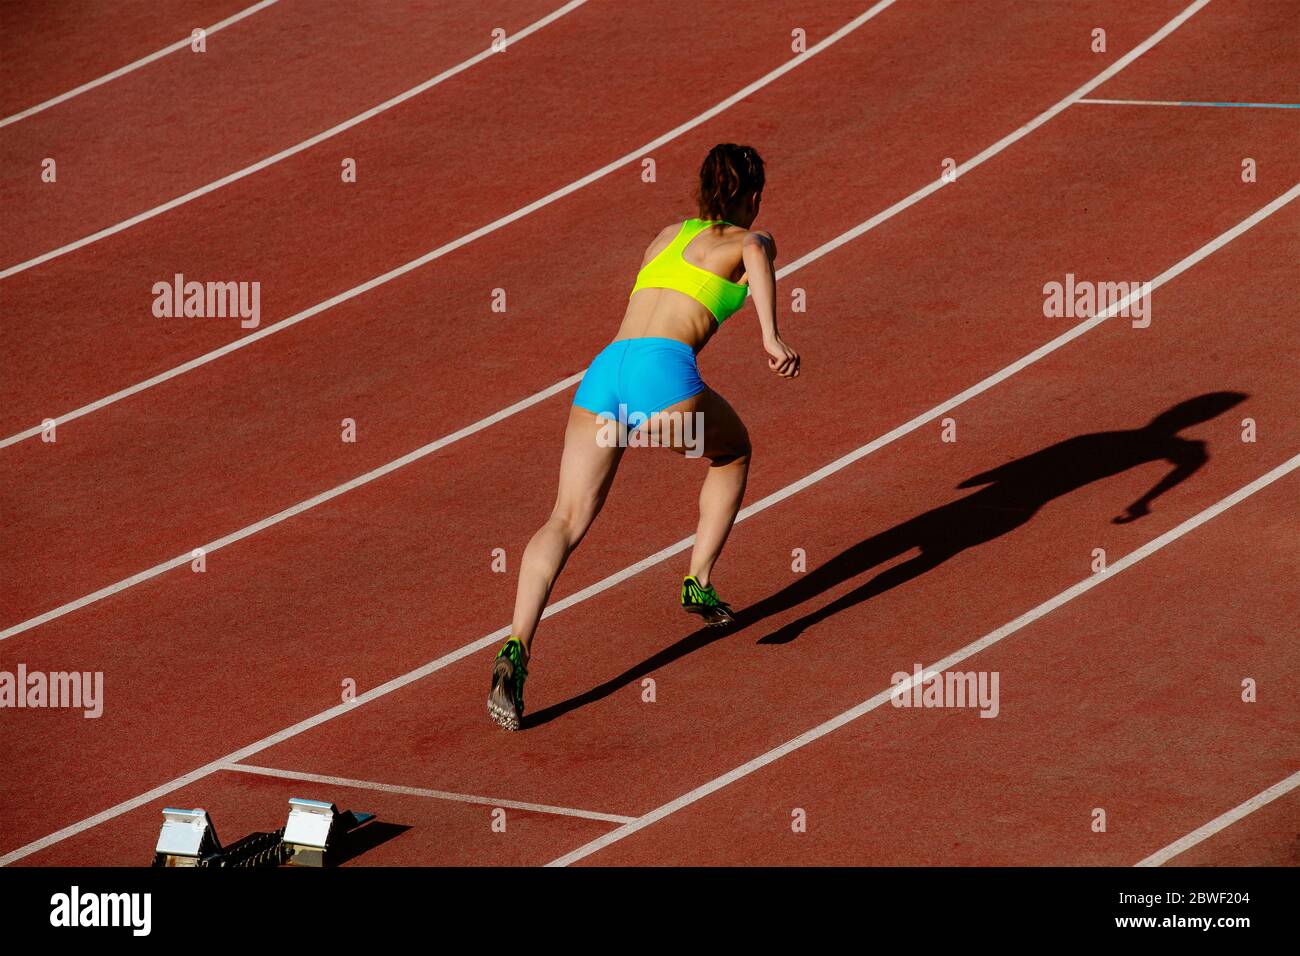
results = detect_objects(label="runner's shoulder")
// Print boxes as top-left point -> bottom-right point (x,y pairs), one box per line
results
743,228 -> 776,260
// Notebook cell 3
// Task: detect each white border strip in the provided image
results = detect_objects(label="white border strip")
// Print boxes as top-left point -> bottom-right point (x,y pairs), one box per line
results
548,453 -> 1300,866
0,183 -> 1289,866
1135,769 -> 1300,866
6,175 -> 1291,645
224,763 -> 637,823
0,0 -> 279,130
0,0 -> 590,280
0,0 -> 1203,448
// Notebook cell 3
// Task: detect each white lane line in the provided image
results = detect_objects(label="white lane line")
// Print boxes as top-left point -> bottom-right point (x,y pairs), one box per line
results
1135,770 -> 1300,867
5,169 -> 1291,646
0,0 -> 1204,448
0,183 -> 1289,866
0,0 -> 897,445
1078,97 -> 1300,109
0,0 -> 279,130
0,0 -> 590,281
0,372 -> 583,641
548,454 -> 1300,866
776,0 -> 1212,277
223,763 -> 637,824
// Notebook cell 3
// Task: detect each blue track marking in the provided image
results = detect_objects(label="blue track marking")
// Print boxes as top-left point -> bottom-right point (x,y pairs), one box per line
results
1079,97 -> 1300,110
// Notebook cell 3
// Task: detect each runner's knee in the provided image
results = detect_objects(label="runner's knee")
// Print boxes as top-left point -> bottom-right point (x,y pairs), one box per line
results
551,494 -> 603,541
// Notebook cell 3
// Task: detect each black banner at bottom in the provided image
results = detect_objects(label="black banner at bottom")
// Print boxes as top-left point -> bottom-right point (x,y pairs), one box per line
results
0,866 -> 1290,943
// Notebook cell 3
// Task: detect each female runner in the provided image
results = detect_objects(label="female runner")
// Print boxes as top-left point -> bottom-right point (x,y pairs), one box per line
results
489,143 -> 799,730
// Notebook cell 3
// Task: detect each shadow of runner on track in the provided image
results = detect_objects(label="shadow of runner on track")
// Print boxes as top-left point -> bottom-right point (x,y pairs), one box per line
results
523,391 -> 1247,728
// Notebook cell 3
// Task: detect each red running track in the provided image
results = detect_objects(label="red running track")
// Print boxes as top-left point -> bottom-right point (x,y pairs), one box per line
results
1,0 -> 1296,866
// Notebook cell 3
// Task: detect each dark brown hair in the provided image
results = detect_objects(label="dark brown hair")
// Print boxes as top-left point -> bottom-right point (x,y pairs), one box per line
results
696,143 -> 765,222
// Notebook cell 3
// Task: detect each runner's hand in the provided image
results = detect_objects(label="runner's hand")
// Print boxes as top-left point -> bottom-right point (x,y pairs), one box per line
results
765,336 -> 800,378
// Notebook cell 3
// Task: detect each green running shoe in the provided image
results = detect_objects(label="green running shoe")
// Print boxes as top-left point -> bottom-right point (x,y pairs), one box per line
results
487,637 -> 528,731
681,575 -> 735,627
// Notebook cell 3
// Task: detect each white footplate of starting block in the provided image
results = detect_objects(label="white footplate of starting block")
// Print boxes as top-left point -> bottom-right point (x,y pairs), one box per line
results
283,798 -> 335,850
283,797 -> 374,866
154,808 -> 221,866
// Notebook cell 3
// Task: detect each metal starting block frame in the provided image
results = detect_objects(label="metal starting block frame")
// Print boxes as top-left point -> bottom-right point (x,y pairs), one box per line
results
282,797 -> 375,867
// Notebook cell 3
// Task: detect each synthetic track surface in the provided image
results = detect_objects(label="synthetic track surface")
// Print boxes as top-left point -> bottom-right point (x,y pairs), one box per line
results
1,0 -> 1295,867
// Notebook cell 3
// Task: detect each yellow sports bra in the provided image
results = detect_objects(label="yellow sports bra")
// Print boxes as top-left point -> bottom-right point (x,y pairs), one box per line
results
629,218 -> 749,323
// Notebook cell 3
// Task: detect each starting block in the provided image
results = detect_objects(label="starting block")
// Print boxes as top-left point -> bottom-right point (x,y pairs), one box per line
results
281,798 -> 375,867
152,799 -> 375,867
153,808 -> 222,866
